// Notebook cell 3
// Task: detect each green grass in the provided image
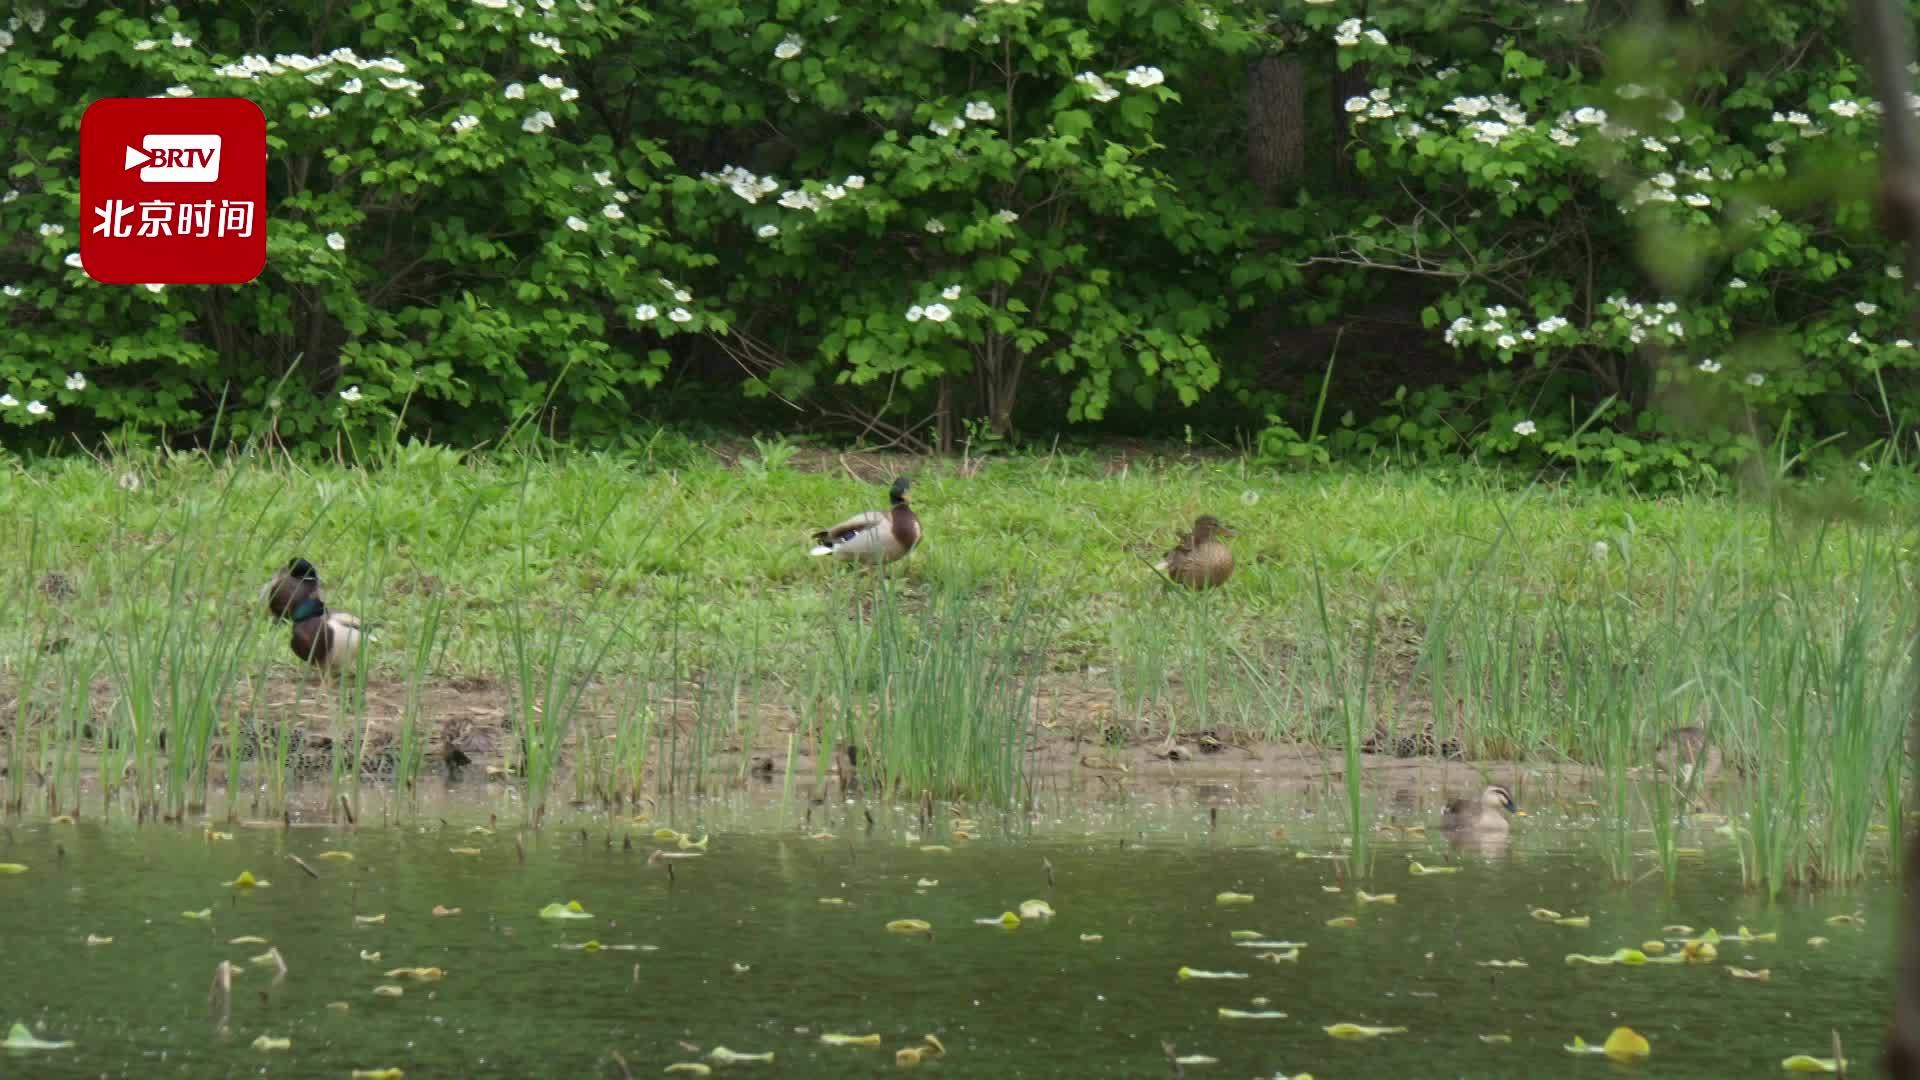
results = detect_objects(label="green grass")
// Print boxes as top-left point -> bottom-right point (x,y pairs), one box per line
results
0,438 -> 1914,888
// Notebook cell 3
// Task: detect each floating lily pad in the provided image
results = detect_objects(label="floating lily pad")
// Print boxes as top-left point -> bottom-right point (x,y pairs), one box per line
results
3,1022 -> 72,1050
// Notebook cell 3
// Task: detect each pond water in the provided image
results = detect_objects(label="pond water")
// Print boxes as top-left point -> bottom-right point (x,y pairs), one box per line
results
0,782 -> 1895,1077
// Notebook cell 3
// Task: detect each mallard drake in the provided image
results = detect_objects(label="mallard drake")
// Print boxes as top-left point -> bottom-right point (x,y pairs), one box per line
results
1652,725 -> 1722,785
1439,785 -> 1519,832
263,558 -> 323,621
288,596 -> 370,672
808,476 -> 922,565
1154,514 -> 1236,589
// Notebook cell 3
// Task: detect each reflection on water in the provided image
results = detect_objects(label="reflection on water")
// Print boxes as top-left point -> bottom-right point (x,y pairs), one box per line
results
0,782 -> 1895,1078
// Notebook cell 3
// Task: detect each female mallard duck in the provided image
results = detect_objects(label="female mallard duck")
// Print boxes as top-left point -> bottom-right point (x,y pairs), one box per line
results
288,596 -> 370,672
1652,725 -> 1722,785
1440,785 -> 1519,832
263,558 -> 323,621
808,476 -> 922,565
1154,515 -> 1236,589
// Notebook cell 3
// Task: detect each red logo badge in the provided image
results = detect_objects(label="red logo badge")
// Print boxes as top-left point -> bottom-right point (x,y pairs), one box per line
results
79,98 -> 267,285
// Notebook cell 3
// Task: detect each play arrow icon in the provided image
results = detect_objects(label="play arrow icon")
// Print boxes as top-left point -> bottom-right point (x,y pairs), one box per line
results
123,145 -> 150,170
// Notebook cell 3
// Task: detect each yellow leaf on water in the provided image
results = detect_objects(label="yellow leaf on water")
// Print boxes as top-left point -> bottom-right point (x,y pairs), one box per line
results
1172,1055 -> 1218,1065
886,920 -> 932,934
1553,916 -> 1592,928
1321,886 -> 1342,893
706,1047 -> 774,1065
1807,937 -> 1830,948
1530,908 -> 1563,921
731,962 -> 750,974
1661,924 -> 1694,935
1325,916 -> 1359,928
355,914 -> 386,926
1080,933 -> 1104,943
1177,967 -> 1249,980
1324,1024 -> 1407,1039
806,832 -> 835,841
1826,914 -> 1865,928
916,879 -> 939,888
1781,1054 -> 1847,1072
326,1002 -> 351,1013
819,1033 -> 881,1047
359,950 -> 381,962
1018,899 -> 1055,919
350,1070 -> 402,1080
1409,862 -> 1459,876
432,906 -> 461,918
85,934 -> 112,947
248,950 -> 281,967
0,865 -> 29,875
1476,959 -> 1528,968
470,825 -> 496,835
371,985 -> 404,998
224,871 -> 268,889
1255,949 -> 1301,963
1727,967 -> 1771,982
1681,940 -> 1718,964
384,967 -> 444,981
974,912 -> 1020,929
677,833 -> 709,851
448,847 -> 482,856
1357,891 -> 1397,904
1229,930 -> 1263,940
1603,1027 -> 1651,1063
917,845 -> 952,854
317,851 -> 354,861
818,898 -> 850,906
653,828 -> 683,841
182,909 -> 212,921
229,935 -> 267,945
664,1065 -> 711,1075
1480,1034 -> 1513,1045
1215,891 -> 1255,905
1641,941 -> 1668,955
1733,926 -> 1778,943
251,1036 -> 290,1051
1218,1008 -> 1287,1020
1568,1027 -> 1650,1063
538,901 -> 591,920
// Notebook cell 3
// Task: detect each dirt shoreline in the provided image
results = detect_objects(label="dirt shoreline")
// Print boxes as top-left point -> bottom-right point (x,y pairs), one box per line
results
2,671 -> 1616,822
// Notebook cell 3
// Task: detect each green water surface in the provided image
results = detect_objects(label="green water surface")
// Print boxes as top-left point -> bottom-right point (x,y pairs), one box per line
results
0,786 -> 1896,1077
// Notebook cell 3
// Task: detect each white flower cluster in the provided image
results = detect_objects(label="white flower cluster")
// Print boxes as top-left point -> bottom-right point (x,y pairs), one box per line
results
1333,19 -> 1388,47
1344,87 -> 1406,124
1597,295 -> 1688,345
1075,72 -> 1119,103
1441,305 -> 1578,351
211,47 -> 410,83
634,277 -> 697,327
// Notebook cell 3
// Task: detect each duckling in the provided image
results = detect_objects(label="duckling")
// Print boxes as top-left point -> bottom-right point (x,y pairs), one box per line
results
808,476 -> 922,565
1439,785 -> 1519,832
1652,725 -> 1722,785
1154,515 -> 1236,589
262,558 -> 323,621
288,596 -> 370,672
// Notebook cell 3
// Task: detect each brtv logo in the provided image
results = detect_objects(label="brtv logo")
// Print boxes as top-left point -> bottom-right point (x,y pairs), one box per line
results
79,98 -> 266,285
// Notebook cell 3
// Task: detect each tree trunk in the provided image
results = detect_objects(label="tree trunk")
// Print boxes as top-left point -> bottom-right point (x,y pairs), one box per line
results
935,375 -> 955,454
1246,50 -> 1308,383
1245,52 -> 1306,203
